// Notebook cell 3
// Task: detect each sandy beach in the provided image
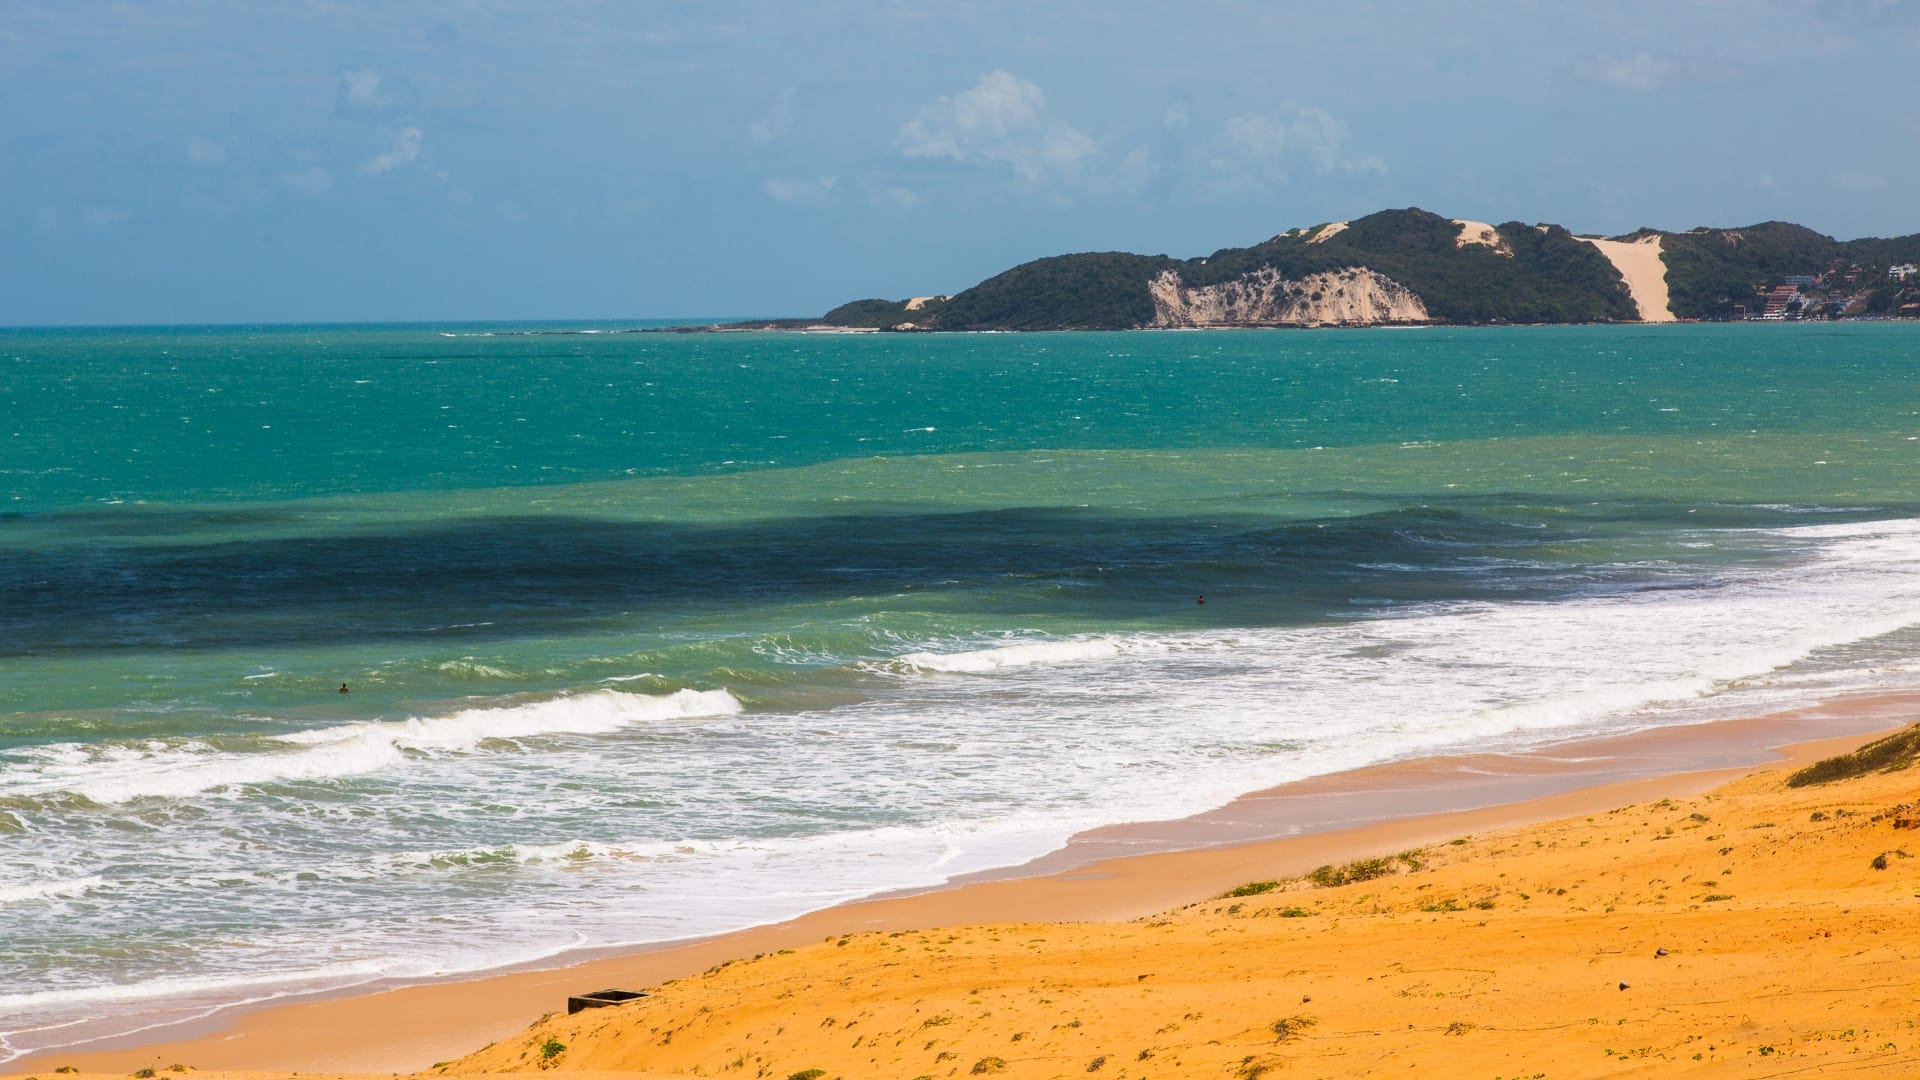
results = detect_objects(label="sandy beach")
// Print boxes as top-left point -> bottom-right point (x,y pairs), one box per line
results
13,690 -> 1920,1079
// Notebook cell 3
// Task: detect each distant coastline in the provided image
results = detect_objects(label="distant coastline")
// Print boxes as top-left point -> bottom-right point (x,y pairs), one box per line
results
720,208 -> 1920,333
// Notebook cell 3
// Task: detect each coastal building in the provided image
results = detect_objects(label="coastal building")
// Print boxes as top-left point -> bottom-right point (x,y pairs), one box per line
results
1890,263 -> 1918,282
1757,284 -> 1803,319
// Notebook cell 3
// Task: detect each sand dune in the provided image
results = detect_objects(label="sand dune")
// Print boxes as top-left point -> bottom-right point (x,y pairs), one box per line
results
1580,235 -> 1676,322
1451,219 -> 1507,253
1304,221 -> 1348,244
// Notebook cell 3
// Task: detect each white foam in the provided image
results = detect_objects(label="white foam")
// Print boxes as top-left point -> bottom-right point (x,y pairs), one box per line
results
0,876 -> 106,905
1,689 -> 742,804
278,687 -> 741,750
433,659 -> 518,679
891,636 -> 1127,673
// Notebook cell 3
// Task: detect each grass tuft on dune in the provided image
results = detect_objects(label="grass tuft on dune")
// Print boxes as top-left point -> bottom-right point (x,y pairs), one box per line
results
1788,722 -> 1920,787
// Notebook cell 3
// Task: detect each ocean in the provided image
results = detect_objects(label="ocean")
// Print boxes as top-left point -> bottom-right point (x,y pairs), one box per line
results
4,321 -> 1920,1059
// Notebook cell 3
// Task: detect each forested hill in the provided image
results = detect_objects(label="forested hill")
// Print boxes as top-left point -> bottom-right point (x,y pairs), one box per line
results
818,208 -> 1920,330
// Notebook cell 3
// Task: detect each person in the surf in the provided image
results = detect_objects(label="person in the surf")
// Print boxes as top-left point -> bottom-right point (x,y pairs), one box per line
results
338,683 -> 350,694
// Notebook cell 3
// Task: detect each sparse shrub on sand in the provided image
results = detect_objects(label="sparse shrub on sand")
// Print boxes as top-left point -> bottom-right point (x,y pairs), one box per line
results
1271,1015 -> 1316,1040
1224,880 -> 1281,897
1788,725 -> 1920,787
1308,857 -> 1395,888
970,1056 -> 1008,1073
787,1070 -> 828,1080
539,1037 -> 566,1064
1237,1053 -> 1285,1079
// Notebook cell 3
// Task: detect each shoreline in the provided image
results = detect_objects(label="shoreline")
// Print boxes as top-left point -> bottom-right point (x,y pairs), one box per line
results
16,687 -> 1918,1075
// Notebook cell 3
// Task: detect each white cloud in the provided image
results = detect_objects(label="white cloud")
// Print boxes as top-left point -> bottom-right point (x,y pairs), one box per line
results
280,166 -> 334,196
341,67 -> 385,108
365,127 -> 423,174
1835,171 -> 1889,191
1163,105 -> 1190,130
185,137 -> 228,166
748,88 -> 794,142
1220,104 -> 1382,178
1116,146 -> 1157,190
336,66 -> 416,114
1573,51 -> 1677,91
762,175 -> 838,205
84,206 -> 129,229
1223,112 -> 1289,158
897,70 -> 1097,182
867,183 -> 919,208
1568,50 -> 1744,92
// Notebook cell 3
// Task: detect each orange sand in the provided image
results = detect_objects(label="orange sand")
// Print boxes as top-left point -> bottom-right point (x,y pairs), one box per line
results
14,708 -> 1920,1079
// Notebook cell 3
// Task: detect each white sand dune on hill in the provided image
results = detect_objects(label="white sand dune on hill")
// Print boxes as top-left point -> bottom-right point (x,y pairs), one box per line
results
1577,235 -> 1676,322
1451,219 -> 1504,249
1305,221 -> 1348,244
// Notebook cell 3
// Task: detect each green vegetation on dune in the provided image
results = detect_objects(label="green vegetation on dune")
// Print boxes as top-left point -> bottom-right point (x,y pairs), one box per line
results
820,298 -> 921,328
1189,209 -> 1635,323
1661,222 -> 1920,320
930,252 -> 1178,331
1661,223 -> 1841,320
1298,210 -> 1635,323
817,208 -> 1920,331
841,208 -> 1633,331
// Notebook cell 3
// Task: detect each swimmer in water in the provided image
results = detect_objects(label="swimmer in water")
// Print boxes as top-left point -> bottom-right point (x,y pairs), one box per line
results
339,683 -> 350,694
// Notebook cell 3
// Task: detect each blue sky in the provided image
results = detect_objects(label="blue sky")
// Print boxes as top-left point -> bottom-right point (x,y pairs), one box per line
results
5,1 -> 1918,325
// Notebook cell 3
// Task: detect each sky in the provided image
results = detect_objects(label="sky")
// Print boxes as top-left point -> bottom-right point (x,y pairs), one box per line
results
4,1 -> 1919,325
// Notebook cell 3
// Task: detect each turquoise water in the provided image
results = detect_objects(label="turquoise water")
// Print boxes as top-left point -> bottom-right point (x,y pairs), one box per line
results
4,322 -> 1920,1058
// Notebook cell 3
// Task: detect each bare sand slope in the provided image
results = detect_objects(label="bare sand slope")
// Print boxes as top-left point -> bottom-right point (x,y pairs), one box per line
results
1451,219 -> 1507,252
442,730 -> 1920,1079
1580,235 -> 1676,322
1304,221 -> 1347,244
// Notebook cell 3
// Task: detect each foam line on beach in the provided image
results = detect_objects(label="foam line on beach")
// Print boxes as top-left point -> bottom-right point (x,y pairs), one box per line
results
889,636 -> 1129,673
0,688 -> 742,804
